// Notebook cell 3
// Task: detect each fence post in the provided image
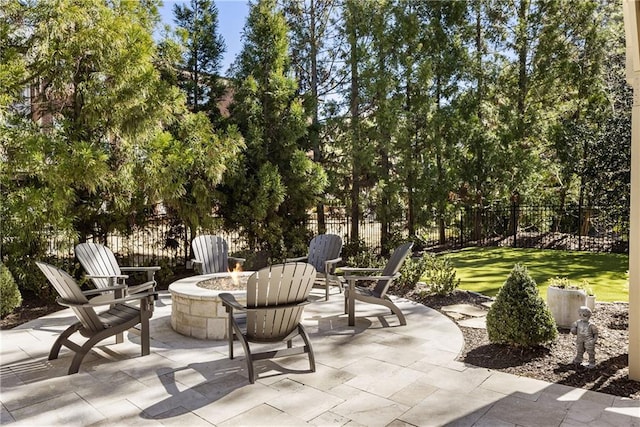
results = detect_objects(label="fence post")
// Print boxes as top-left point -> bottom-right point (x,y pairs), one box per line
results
460,208 -> 465,247
578,201 -> 583,251
511,192 -> 520,248
184,225 -> 190,269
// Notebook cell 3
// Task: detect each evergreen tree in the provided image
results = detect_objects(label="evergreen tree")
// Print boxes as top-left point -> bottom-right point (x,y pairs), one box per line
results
455,0 -> 506,238
486,264 -> 557,347
0,0 -> 240,297
218,0 -> 327,256
282,0 -> 342,234
173,0 -> 226,123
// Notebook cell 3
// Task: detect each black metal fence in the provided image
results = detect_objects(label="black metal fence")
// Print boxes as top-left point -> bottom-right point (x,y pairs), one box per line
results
414,203 -> 629,253
43,203 -> 629,268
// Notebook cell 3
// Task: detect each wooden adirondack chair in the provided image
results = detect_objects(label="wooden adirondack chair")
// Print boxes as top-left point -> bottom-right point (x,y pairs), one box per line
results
342,242 -> 414,326
286,234 -> 343,300
75,242 -> 159,299
219,263 -> 317,383
191,235 -> 246,274
35,262 -> 154,375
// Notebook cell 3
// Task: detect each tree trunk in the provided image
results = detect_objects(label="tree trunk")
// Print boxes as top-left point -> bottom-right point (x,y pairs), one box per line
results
348,2 -> 360,245
308,0 -> 326,234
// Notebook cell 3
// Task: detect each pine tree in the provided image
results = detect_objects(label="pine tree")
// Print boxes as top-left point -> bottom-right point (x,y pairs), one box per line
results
218,0 -> 326,256
0,0 -> 241,297
173,0 -> 226,122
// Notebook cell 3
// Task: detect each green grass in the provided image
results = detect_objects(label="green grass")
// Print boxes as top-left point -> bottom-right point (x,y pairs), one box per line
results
441,247 -> 629,302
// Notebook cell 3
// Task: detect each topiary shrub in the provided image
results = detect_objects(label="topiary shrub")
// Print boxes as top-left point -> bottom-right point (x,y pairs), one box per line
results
486,264 -> 557,347
1,263 -> 22,317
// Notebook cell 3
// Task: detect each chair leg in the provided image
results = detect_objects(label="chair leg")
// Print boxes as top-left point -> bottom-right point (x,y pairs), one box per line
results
344,290 -> 348,314
237,336 -> 254,383
298,324 -> 315,373
49,323 -> 81,361
67,331 -> 106,375
140,299 -> 151,356
229,319 -> 255,383
393,306 -> 407,326
68,347 -> 91,375
227,311 -> 235,359
383,297 -> 407,326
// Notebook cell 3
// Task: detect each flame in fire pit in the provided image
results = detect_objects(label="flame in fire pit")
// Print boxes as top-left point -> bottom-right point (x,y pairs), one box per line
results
230,262 -> 242,286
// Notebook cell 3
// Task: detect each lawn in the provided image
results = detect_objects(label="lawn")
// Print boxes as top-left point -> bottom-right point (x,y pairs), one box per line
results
442,247 -> 629,303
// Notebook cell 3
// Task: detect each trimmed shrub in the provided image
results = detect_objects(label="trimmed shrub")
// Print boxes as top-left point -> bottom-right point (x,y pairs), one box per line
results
486,264 -> 557,347
1,263 -> 22,317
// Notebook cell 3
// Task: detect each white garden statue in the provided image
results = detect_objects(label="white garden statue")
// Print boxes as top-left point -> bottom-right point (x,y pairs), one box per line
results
570,306 -> 598,368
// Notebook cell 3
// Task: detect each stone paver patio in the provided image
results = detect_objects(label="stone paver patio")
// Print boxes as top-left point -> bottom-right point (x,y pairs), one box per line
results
1,289 -> 638,426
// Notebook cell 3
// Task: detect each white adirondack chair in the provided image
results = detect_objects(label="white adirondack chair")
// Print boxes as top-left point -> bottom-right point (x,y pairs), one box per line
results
286,234 -> 343,300
36,262 -> 154,375
75,243 -> 159,301
191,235 -> 246,274
219,263 -> 317,383
342,242 -> 414,326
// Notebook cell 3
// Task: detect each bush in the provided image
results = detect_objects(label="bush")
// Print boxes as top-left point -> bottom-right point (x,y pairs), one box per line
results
394,253 -> 431,295
547,277 -> 593,295
1,263 -> 22,317
486,264 -> 557,347
345,250 -> 385,269
419,254 -> 460,296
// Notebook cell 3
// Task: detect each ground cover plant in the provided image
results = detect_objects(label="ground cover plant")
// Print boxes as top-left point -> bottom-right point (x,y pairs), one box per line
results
444,247 -> 629,302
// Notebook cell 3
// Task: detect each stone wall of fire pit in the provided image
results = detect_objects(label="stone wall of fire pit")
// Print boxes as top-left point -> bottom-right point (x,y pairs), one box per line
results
168,271 -> 252,340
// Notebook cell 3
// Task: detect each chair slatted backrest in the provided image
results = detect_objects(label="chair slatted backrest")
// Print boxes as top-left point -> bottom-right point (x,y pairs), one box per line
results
36,262 -> 103,332
307,234 -> 342,274
191,235 -> 230,274
373,242 -> 414,298
75,242 -> 121,290
245,263 -> 316,341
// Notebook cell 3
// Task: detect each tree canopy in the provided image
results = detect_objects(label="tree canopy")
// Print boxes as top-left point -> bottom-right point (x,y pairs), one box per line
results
0,0 -> 630,296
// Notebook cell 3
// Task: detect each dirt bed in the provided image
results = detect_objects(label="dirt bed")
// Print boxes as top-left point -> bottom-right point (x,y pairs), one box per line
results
411,290 -> 639,400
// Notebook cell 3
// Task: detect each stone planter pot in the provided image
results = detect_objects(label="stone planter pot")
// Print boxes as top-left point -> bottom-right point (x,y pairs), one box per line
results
586,295 -> 596,311
546,286 -> 587,328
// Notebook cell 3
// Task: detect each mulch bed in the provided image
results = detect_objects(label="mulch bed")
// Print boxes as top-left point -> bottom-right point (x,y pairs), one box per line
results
410,289 -> 639,400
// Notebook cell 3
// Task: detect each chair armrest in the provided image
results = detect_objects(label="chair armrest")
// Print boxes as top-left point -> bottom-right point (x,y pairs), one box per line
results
190,259 -> 203,273
285,256 -> 308,263
120,266 -> 161,272
324,257 -> 342,273
243,300 -> 311,312
340,267 -> 384,274
57,291 -> 157,308
219,293 -> 246,312
120,266 -> 160,282
81,285 -> 128,296
126,281 -> 156,294
86,274 -> 129,280
343,273 -> 400,282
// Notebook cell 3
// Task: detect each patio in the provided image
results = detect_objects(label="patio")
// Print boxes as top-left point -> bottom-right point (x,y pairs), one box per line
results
1,289 -> 638,426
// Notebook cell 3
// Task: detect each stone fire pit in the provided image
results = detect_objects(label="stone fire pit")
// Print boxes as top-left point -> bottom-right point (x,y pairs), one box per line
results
168,271 -> 252,340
